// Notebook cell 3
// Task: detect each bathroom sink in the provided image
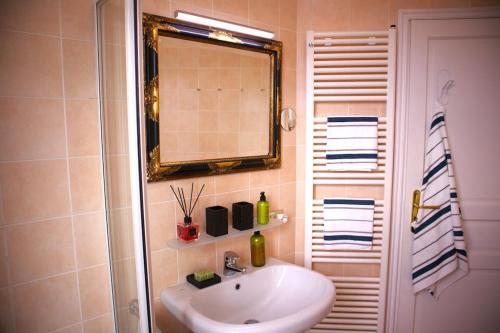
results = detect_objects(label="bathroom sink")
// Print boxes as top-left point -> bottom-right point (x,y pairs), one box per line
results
160,258 -> 335,333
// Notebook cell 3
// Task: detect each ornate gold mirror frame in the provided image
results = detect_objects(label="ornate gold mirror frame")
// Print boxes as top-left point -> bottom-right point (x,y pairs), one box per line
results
143,13 -> 282,182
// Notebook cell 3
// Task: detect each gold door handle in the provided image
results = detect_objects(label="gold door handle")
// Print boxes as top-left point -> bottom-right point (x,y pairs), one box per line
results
411,189 -> 441,222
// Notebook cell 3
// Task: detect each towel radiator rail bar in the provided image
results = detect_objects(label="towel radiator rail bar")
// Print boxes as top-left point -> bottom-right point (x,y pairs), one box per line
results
305,28 -> 396,333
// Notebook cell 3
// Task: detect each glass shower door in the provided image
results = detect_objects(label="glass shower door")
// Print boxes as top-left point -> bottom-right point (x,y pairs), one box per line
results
97,0 -> 153,331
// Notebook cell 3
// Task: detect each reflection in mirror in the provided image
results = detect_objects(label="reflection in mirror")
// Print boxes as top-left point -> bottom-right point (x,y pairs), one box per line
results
158,36 -> 271,162
143,13 -> 282,181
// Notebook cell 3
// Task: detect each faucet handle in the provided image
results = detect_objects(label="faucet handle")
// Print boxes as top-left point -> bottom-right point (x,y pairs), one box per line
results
224,251 -> 240,263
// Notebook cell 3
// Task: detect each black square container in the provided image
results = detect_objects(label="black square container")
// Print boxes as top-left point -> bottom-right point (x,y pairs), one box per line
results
205,205 -> 228,237
232,201 -> 254,231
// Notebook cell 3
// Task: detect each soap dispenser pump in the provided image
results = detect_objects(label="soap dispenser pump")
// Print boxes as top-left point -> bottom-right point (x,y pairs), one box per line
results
257,191 -> 269,225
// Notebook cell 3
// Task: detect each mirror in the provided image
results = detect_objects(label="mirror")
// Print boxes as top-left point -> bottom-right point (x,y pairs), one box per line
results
143,13 -> 282,181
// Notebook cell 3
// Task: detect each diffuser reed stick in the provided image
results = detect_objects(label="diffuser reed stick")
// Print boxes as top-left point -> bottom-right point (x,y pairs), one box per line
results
171,183 -> 205,242
169,183 -> 205,221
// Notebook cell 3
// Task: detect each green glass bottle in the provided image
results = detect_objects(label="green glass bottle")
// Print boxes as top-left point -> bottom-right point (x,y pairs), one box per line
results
250,231 -> 266,267
257,191 -> 269,225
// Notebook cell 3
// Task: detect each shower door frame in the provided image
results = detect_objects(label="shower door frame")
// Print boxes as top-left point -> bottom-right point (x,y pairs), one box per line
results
96,0 -> 154,331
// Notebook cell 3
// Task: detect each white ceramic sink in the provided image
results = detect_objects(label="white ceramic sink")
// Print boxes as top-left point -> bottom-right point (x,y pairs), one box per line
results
160,258 -> 335,333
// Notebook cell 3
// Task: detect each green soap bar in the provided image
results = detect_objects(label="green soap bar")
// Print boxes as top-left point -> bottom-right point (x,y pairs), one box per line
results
194,270 -> 214,282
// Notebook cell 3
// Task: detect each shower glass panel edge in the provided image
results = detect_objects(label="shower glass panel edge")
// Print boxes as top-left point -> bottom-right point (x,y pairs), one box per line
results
96,0 -> 154,331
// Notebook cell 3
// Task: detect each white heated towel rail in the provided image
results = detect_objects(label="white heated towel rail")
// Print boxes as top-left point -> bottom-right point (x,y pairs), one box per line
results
305,28 -> 396,332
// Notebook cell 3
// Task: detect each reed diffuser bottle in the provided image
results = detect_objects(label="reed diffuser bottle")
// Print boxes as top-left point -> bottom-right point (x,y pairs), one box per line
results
170,183 -> 204,242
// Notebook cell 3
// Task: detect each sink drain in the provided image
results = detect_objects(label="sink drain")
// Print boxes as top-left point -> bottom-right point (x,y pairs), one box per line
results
244,319 -> 259,325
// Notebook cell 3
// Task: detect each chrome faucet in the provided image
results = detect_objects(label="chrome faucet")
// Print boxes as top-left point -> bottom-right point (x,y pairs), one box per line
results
223,251 -> 247,276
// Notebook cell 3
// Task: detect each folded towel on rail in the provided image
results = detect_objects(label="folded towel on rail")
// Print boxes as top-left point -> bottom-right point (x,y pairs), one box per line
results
323,197 -> 375,250
411,107 -> 468,299
326,116 -> 378,171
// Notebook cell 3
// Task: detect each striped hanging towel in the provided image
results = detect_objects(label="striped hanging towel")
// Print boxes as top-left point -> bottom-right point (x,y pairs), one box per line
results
411,107 -> 469,299
326,116 -> 378,171
323,198 -> 375,250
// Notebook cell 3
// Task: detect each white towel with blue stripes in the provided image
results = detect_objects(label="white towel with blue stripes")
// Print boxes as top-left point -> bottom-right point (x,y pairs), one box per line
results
411,107 -> 469,299
326,116 -> 378,171
323,198 -> 375,250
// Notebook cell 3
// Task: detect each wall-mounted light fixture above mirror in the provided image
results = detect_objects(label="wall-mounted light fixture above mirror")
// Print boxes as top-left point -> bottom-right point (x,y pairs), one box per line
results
143,13 -> 283,182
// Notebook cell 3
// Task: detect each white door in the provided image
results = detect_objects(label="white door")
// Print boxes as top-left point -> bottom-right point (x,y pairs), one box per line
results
388,9 -> 500,333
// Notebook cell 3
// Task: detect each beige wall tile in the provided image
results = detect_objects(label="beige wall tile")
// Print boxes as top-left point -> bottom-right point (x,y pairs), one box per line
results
214,0 -> 249,18
69,157 -> 103,213
7,218 -> 75,284
0,98 -> 66,161
78,265 -> 111,320
350,0 -> 389,30
249,169 -> 280,187
281,29 -> 297,70
250,0 -> 280,26
61,0 -> 96,40
0,287 -> 15,333
279,182 -> 296,218
215,172 -> 250,193
53,323 -> 83,333
0,31 -> 62,98
83,313 -> 113,333
0,160 -> 70,223
66,99 -> 100,157
63,40 -> 96,99
261,227 -> 279,257
146,181 -> 176,204
74,212 -> 107,268
283,69 -> 297,109
0,0 -> 60,35
311,0 -> 350,31
178,243 -> 216,279
171,0 -> 212,17
148,201 -> 176,251
279,145 -> 296,183
14,273 -> 81,333
294,217 -> 305,256
279,220 -> 295,257
143,0 -> 171,16
151,249 -> 178,297
280,0 -> 298,30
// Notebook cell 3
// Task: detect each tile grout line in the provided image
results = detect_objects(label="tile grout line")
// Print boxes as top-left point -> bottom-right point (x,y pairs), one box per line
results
0,209 -> 106,228
58,0 -> 84,325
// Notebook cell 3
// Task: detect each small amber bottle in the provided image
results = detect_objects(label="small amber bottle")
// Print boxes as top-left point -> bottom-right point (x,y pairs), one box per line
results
250,231 -> 266,267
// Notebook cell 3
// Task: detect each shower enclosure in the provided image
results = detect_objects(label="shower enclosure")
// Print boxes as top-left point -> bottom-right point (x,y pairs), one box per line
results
96,0 -> 154,331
